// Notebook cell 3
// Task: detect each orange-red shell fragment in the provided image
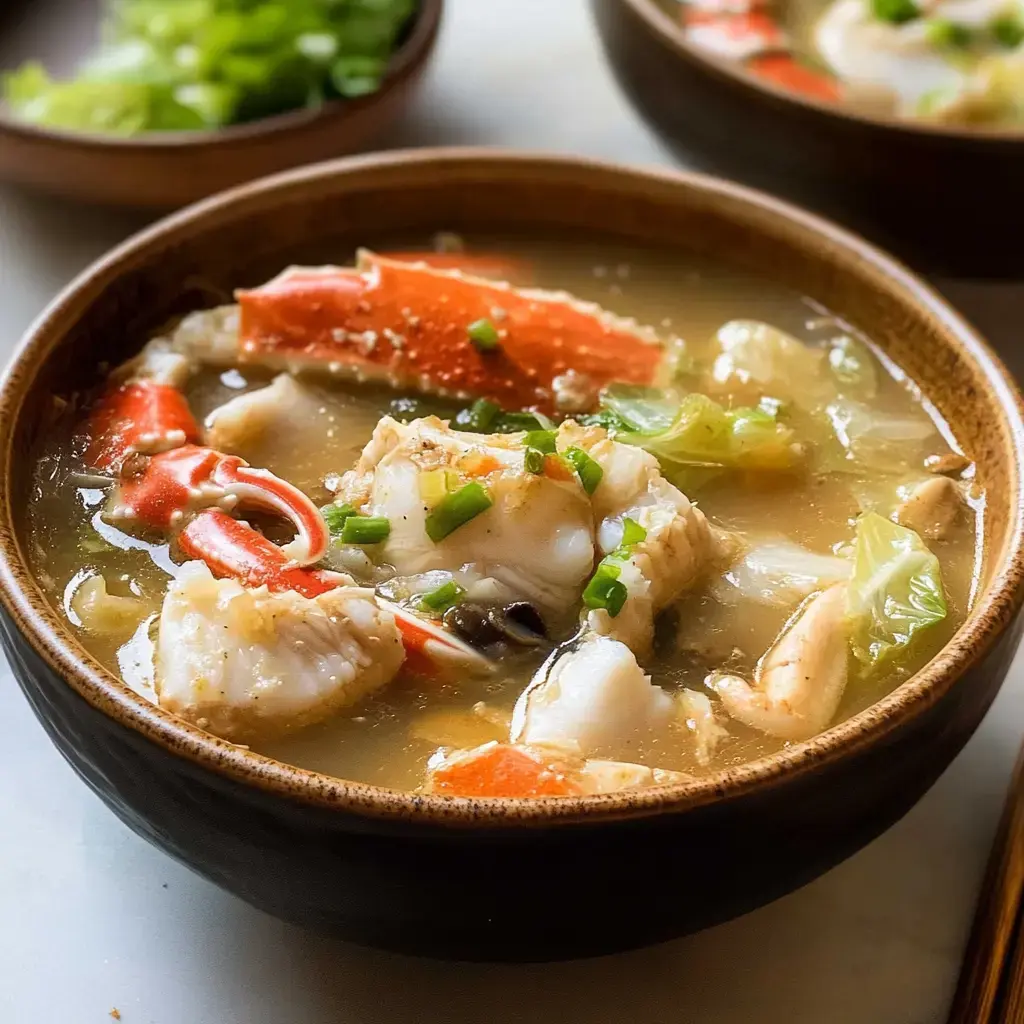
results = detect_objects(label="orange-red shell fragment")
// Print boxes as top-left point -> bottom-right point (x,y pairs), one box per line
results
236,252 -> 664,415
86,380 -> 199,470
429,743 -> 581,798
747,54 -> 841,102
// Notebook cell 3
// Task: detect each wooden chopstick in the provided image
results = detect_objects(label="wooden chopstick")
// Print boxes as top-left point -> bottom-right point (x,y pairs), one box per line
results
948,741 -> 1024,1023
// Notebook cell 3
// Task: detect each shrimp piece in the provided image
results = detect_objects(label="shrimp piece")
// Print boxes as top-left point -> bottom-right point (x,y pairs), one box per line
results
155,561 -> 404,741
710,584 -> 849,741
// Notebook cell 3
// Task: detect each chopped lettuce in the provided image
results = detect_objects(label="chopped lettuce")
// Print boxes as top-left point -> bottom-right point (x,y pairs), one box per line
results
589,385 -> 802,490
2,0 -> 417,134
824,398 -> 937,474
847,512 -> 947,667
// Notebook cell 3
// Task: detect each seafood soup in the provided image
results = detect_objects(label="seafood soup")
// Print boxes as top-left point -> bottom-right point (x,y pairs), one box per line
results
661,0 -> 1024,127
27,239 -> 981,797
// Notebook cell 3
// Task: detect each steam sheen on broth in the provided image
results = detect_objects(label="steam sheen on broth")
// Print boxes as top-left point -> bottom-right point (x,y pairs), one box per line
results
26,239 -> 980,796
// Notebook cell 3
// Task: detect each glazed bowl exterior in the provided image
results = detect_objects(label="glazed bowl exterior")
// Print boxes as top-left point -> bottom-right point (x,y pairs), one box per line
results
0,0 -> 442,209
591,0 -> 1024,277
1,150 -> 1023,961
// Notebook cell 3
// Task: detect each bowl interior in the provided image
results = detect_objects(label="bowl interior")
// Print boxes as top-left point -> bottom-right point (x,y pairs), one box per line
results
2,151 -> 1022,822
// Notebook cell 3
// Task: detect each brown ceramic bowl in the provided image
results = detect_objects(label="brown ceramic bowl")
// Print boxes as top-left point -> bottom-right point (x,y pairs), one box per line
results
0,0 -> 441,209
1,150 -> 1023,961
591,0 -> 1024,278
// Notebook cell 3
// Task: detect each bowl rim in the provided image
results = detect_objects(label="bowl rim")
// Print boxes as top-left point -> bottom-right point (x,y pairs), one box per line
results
0,0 -> 443,150
2,147 -> 1023,828
616,0 -> 1024,145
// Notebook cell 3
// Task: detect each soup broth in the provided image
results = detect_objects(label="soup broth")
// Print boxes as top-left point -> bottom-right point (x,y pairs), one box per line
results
26,238 -> 981,795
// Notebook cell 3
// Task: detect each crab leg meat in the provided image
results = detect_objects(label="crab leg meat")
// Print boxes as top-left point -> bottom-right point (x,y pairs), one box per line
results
236,250 -> 665,414
86,379 -> 200,470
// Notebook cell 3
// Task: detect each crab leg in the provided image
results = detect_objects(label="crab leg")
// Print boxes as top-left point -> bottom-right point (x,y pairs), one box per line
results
236,250 -> 665,415
678,0 -> 840,102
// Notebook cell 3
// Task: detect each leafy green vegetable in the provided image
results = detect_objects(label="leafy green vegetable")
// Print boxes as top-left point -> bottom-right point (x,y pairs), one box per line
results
991,13 -> 1024,47
620,393 -> 801,473
712,320 -> 825,399
847,512 -> 947,667
2,0 -> 417,135
454,398 -> 501,433
598,383 -> 677,435
825,398 -> 936,473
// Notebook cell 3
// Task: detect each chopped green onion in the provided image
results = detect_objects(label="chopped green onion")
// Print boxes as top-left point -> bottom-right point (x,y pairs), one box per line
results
418,580 -> 466,613
454,397 -> 501,432
621,517 -> 647,547
925,18 -> 972,47
582,561 -> 628,618
564,446 -> 604,495
341,515 -> 391,545
524,447 -> 545,474
467,318 -> 500,351
871,0 -> 920,23
425,482 -> 493,542
991,14 -> 1024,46
523,429 -> 557,454
321,503 -> 357,537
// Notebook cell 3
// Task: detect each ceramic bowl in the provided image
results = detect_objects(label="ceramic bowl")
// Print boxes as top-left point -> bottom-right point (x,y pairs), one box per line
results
0,0 -> 442,208
1,150 -> 1023,961
590,0 -> 1024,277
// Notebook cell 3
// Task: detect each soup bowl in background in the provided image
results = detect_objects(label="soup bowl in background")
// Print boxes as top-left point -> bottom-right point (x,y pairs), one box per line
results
1,150 -> 1023,961
590,0 -> 1024,278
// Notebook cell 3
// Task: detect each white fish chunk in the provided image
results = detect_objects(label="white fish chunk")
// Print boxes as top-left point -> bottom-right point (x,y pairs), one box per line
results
560,422 -> 719,654
711,584 -> 849,741
511,634 -> 676,760
155,561 -> 403,741
338,416 -> 596,614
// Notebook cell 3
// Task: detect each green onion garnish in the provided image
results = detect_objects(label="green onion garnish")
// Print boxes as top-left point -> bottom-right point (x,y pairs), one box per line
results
523,429 -> 557,454
564,446 -> 604,495
621,517 -> 647,547
321,503 -> 357,537
524,447 -> 545,474
583,561 -> 628,618
341,515 -> 391,545
991,14 -> 1024,46
468,318 -> 500,351
454,397 -> 501,432
871,0 -> 920,23
425,482 -> 493,542
418,580 -> 466,613
925,18 -> 972,47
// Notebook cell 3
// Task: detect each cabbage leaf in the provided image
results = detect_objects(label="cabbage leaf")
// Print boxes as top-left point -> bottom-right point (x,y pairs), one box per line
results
847,512 -> 947,667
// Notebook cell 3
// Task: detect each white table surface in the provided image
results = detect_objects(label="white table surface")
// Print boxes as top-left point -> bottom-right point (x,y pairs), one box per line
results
3,2 -> 1024,1021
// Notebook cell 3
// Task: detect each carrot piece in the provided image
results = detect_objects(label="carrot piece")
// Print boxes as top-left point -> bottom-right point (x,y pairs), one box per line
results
543,453 -> 574,482
747,54 -> 841,103
431,744 -> 581,798
459,452 -> 502,477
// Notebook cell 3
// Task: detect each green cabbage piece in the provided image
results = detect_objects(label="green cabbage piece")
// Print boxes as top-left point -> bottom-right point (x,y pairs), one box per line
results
589,385 -> 802,490
2,0 -> 417,134
847,512 -> 947,667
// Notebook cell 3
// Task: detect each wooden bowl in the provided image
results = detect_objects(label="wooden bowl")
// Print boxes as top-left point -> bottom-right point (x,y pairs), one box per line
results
590,0 -> 1024,277
1,150 -> 1023,961
0,0 -> 442,209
